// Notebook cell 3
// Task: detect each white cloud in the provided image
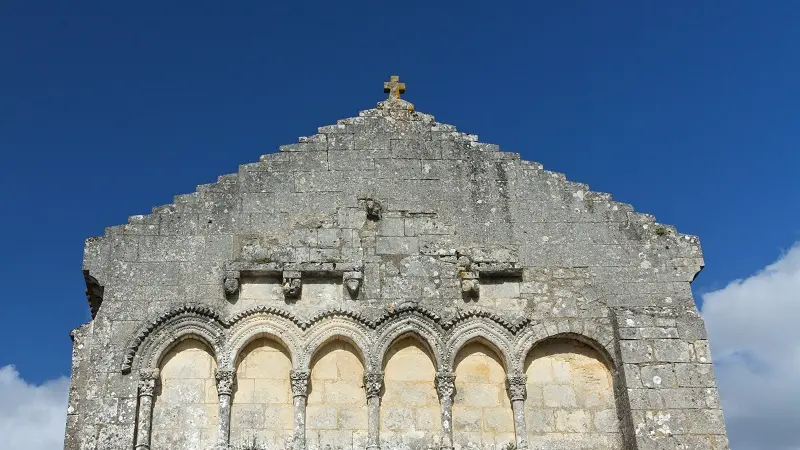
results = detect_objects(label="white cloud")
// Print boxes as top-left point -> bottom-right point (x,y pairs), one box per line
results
702,242 -> 800,450
0,365 -> 69,450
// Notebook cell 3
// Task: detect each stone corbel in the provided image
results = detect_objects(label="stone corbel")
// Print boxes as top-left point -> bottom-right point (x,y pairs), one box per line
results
282,270 -> 302,299
457,255 -> 480,299
343,270 -> 363,298
365,198 -> 382,221
223,270 -> 240,297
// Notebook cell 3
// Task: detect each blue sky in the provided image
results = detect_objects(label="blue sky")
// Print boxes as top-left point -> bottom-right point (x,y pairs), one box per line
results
0,2 -> 798,449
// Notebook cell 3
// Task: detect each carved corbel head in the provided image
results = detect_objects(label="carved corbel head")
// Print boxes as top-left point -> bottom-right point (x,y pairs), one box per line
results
223,270 -> 240,297
282,270 -> 302,299
365,198 -> 382,221
457,255 -> 479,299
343,271 -> 363,298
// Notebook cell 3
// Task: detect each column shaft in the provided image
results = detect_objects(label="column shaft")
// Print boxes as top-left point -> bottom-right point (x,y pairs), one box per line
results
134,369 -> 159,450
215,369 -> 236,449
507,374 -> 528,450
364,372 -> 384,450
436,372 -> 456,450
290,370 -> 310,450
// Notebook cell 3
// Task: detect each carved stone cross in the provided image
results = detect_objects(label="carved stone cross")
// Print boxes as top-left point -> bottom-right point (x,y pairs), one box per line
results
383,75 -> 406,100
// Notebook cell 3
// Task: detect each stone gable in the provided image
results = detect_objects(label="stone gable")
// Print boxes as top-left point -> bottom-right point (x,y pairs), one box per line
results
66,79 -> 729,450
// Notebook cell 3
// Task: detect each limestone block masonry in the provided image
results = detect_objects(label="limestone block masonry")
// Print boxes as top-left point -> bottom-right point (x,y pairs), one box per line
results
66,76 -> 730,450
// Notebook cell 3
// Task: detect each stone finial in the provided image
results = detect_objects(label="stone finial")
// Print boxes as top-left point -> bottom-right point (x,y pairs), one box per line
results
290,370 -> 310,397
282,270 -> 302,299
384,75 -> 406,100
344,271 -> 364,298
364,372 -> 384,399
507,374 -> 527,401
215,369 -> 236,396
138,369 -> 160,397
435,372 -> 456,400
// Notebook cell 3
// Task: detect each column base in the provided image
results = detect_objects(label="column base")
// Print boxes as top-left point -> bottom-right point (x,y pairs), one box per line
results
366,445 -> 380,450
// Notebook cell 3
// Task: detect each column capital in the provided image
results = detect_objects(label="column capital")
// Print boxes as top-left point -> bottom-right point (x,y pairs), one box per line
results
137,369 -> 160,397
364,372 -> 384,399
290,369 -> 310,398
215,369 -> 236,396
435,371 -> 456,400
507,373 -> 527,401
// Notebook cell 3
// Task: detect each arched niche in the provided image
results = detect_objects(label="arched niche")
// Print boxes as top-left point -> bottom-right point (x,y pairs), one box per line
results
229,337 -> 293,448
524,338 -> 623,449
151,338 -> 219,450
306,339 -> 368,449
380,336 -> 442,448
452,341 -> 515,449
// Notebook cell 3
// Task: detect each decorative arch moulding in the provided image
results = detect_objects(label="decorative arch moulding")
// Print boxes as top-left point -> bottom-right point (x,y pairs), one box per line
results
121,302 -> 618,377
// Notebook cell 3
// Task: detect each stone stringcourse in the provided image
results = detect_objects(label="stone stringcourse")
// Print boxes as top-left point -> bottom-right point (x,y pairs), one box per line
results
65,76 -> 728,450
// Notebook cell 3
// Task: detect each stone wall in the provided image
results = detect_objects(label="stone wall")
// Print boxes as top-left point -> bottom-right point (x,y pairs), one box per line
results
151,339 -> 218,450
381,337 -> 442,448
66,93 -> 729,450
525,339 -> 623,449
453,342 -> 515,449
306,341 -> 368,449
230,338 -> 293,447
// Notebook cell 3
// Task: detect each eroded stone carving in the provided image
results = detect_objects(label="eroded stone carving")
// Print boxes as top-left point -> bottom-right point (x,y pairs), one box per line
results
365,198 -> 382,221
282,270 -> 302,299
343,270 -> 363,298
290,370 -> 310,397
138,369 -> 159,397
435,372 -> 456,400
223,270 -> 240,297
364,372 -> 384,399
458,255 -> 480,299
507,374 -> 527,401
215,369 -> 236,396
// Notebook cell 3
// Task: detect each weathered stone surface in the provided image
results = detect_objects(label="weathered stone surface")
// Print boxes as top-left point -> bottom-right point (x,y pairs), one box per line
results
66,78 -> 727,450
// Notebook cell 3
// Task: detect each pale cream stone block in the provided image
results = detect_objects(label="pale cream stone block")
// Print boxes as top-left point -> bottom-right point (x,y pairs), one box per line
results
455,383 -> 501,407
381,406 -> 414,431
338,406 -> 368,429
159,340 -> 214,379
552,359 -> 573,384
160,378 -> 205,403
239,278 -> 282,301
233,378 -> 255,404
306,405 -> 339,430
415,406 -> 442,431
306,380 -> 324,403
452,406 -> 483,431
555,409 -> 590,433
525,358 -> 553,385
303,280 -> 342,304
324,380 -> 365,405
484,406 -> 515,432
262,404 -> 293,430
231,403 -> 266,430
525,384 -> 544,406
543,385 -> 577,407
525,409 -> 556,434
252,380 -> 290,404
593,408 -> 620,432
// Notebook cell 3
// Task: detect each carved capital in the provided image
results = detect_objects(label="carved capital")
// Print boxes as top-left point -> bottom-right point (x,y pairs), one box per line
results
282,271 -> 302,299
138,369 -> 159,397
365,198 -> 382,221
507,374 -> 527,401
290,370 -> 310,397
435,372 -> 456,400
343,271 -> 363,298
223,270 -> 240,297
215,369 -> 236,396
364,372 -> 384,399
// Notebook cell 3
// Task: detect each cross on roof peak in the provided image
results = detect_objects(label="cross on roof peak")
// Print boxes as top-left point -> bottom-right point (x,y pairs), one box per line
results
383,75 -> 406,100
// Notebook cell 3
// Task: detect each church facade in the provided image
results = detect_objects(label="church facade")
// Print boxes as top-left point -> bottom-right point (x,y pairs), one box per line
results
65,77 -> 729,450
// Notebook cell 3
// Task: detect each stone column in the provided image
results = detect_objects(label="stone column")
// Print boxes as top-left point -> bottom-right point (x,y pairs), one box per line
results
290,370 -> 310,450
507,374 -> 528,450
215,369 -> 236,449
435,372 -> 456,450
364,372 -> 384,450
134,369 -> 159,450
